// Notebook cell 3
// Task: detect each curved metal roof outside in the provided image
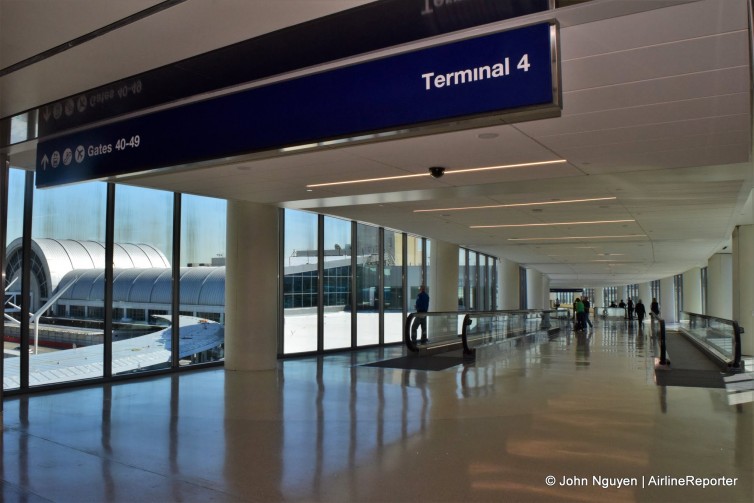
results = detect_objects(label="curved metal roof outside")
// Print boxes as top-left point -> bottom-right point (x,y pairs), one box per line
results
56,267 -> 226,308
5,237 -> 171,294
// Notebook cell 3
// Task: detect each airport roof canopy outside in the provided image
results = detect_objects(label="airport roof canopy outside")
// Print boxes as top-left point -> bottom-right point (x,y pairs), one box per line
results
56,267 -> 226,308
5,238 -> 171,297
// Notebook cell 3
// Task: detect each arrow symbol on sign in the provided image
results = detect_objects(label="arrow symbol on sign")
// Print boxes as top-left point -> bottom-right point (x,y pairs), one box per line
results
41,155 -> 50,170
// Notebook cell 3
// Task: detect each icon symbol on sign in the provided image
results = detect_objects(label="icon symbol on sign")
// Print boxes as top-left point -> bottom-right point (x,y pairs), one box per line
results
64,99 -> 75,117
77,96 -> 87,113
63,148 -> 73,166
51,151 -> 60,168
75,145 -> 86,163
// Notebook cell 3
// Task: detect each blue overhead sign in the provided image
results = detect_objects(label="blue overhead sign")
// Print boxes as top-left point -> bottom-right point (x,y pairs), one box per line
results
36,22 -> 559,188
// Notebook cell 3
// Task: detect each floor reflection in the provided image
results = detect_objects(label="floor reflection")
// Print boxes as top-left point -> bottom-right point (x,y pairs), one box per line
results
2,321 -> 752,502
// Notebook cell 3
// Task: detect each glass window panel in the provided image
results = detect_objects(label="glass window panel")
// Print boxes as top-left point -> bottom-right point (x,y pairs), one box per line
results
356,223 -> 379,346
479,255 -> 488,311
3,168 -> 27,390
10,113 -> 29,144
21,177 -> 107,387
284,209 -> 318,354
323,216 -> 352,350
113,185 -> 174,375
406,234 -> 424,342
179,194 -> 226,366
384,229 -> 404,344
469,252 -> 477,311
458,249 -> 467,310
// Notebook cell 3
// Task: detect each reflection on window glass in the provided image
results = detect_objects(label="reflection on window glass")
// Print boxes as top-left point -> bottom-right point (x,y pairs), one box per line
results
469,252 -> 478,311
479,255 -> 487,311
384,229 -> 404,343
323,216 -> 352,350
458,249 -> 467,310
114,185 -> 176,375
356,223 -> 379,346
10,113 -> 29,144
179,194 -> 227,366
4,176 -> 107,388
284,209 -> 319,354
3,169 -> 27,390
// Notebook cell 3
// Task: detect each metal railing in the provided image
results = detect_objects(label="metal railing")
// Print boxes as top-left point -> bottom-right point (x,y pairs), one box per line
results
405,309 -> 562,355
650,312 -> 668,366
678,311 -> 743,369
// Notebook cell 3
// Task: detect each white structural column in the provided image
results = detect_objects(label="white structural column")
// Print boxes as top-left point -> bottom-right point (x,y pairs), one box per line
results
526,269 -> 543,309
225,200 -> 279,371
732,225 -> 753,355
595,288 -> 605,309
660,276 -> 676,323
707,253 -> 733,319
428,239 -> 459,311
498,257 -> 520,310
541,274 -> 550,309
682,267 -> 702,314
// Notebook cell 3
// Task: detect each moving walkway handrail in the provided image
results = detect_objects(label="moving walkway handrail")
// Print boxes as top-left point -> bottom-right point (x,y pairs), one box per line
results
650,312 -> 668,365
680,311 -> 743,369
404,311 -> 464,353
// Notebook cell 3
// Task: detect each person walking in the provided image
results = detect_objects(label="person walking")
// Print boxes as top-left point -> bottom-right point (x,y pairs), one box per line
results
650,297 -> 660,317
635,298 -> 647,326
627,297 -> 634,320
574,297 -> 585,331
411,285 -> 430,344
582,295 -> 593,330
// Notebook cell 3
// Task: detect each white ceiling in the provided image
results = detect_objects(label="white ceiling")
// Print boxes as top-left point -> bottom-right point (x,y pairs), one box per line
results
1,0 -> 752,288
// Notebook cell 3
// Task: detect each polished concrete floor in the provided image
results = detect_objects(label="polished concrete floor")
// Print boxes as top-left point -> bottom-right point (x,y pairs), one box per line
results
2,320 -> 752,502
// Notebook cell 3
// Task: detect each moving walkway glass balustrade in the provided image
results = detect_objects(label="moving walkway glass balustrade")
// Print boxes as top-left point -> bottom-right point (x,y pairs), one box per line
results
678,311 -> 743,368
462,311 -> 560,353
405,310 -> 562,353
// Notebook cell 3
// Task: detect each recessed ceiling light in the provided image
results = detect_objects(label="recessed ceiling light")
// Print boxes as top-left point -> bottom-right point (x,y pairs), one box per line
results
415,196 -> 615,213
471,219 -> 635,229
508,234 -> 646,241
306,159 -> 567,188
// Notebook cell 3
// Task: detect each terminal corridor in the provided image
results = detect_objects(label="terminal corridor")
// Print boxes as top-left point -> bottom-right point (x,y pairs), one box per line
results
2,318 -> 751,503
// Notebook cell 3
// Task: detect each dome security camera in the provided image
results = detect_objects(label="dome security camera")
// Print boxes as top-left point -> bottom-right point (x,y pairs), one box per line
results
429,166 -> 445,179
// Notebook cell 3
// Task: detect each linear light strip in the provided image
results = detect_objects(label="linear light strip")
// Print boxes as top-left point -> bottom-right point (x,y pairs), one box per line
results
471,219 -> 635,229
415,196 -> 616,213
306,159 -> 567,188
508,234 -> 646,241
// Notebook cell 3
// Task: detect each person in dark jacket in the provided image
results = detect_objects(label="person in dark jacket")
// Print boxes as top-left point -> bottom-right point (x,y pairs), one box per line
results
635,299 -> 647,325
582,296 -> 593,329
650,298 -> 660,316
411,285 -> 430,343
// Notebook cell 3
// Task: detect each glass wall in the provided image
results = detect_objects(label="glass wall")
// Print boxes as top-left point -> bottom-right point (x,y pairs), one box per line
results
3,175 -> 500,390
3,173 -> 232,392
356,223 -> 380,346
283,209 -> 319,354
323,216 -> 352,350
